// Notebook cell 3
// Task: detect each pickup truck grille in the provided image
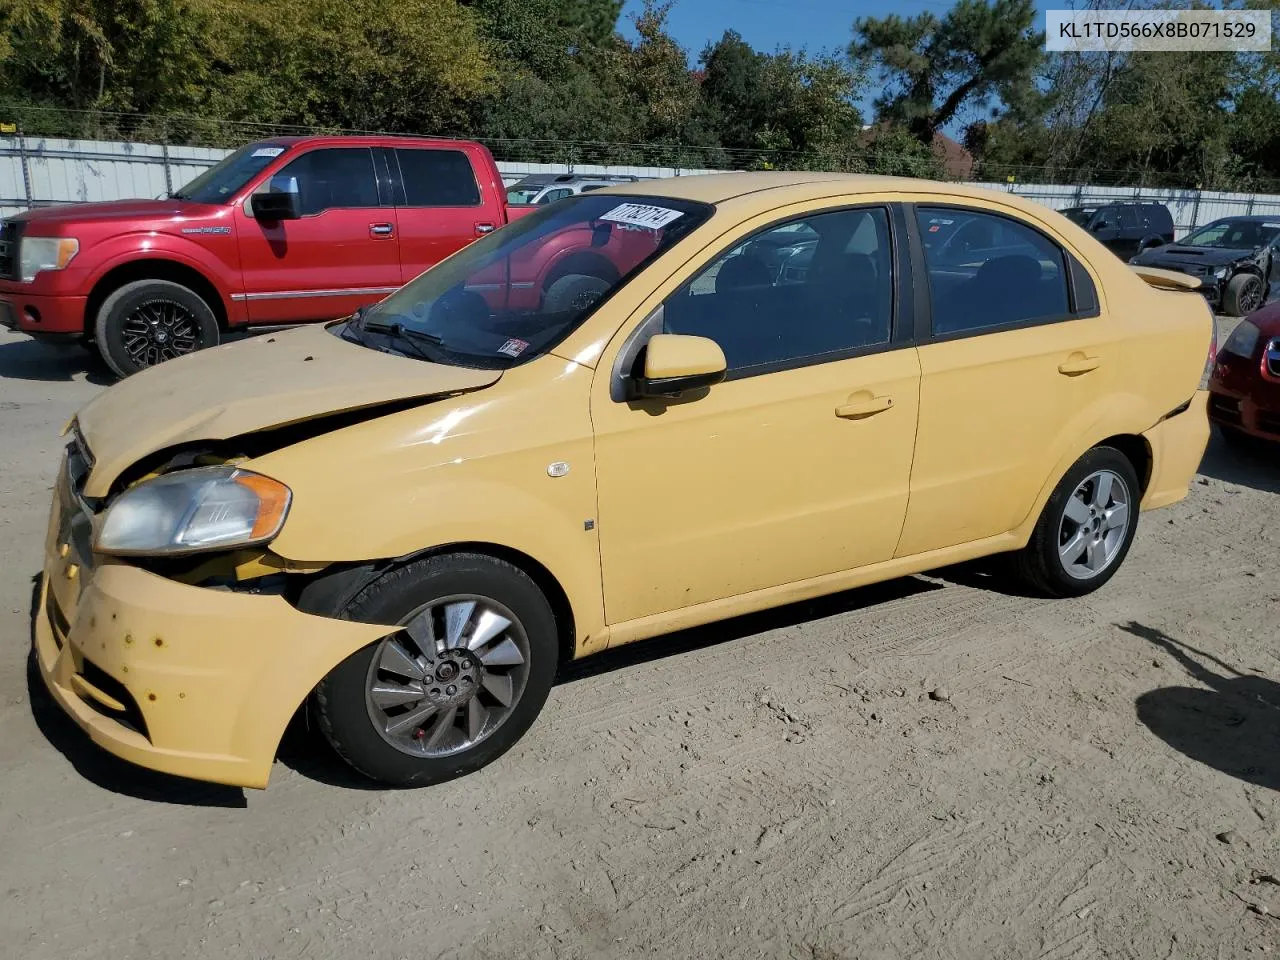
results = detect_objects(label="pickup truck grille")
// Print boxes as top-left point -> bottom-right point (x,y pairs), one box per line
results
0,219 -> 23,280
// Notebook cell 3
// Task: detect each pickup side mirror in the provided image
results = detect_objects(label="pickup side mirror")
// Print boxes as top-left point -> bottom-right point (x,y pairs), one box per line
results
1090,220 -> 1109,233
252,175 -> 301,221
1137,236 -> 1166,252
628,333 -> 727,400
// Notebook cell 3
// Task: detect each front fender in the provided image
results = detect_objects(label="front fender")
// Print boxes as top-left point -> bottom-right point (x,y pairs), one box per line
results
84,234 -> 238,307
246,358 -> 609,656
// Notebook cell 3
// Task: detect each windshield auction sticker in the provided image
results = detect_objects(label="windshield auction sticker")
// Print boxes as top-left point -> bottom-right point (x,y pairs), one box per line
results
1046,9 -> 1271,52
599,203 -> 685,230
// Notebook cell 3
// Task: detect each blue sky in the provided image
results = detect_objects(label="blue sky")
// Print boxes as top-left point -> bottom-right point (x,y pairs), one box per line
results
620,0 -> 987,59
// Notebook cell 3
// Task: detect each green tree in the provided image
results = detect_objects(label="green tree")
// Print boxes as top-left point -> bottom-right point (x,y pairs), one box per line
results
851,0 -> 1043,144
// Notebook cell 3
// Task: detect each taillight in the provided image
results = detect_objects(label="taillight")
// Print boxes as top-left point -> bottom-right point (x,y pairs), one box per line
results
1203,321 -> 1218,382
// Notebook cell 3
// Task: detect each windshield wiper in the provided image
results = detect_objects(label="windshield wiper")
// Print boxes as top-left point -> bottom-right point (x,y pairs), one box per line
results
362,318 -> 445,361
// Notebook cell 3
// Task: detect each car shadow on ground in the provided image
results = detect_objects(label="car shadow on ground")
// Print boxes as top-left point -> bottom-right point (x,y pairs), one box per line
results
1123,620 -> 1280,792
0,338 -> 113,384
22,575 -> 247,807
1197,430 -> 1280,495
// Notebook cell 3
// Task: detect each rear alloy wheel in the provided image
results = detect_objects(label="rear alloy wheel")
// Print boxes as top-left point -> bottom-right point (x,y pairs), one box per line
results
1223,273 -> 1264,317
314,553 -> 558,787
1012,446 -> 1141,597
94,279 -> 219,378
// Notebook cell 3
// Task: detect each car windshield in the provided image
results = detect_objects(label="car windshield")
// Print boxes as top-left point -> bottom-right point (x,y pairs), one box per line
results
1182,219 -> 1280,249
346,194 -> 713,369
1061,207 -> 1096,227
171,142 -> 289,203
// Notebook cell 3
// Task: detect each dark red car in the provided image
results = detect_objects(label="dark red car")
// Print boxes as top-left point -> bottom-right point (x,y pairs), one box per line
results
1208,301 -> 1280,444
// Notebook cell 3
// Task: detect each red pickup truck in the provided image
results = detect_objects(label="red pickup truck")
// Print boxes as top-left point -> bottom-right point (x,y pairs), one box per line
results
0,135 -> 573,376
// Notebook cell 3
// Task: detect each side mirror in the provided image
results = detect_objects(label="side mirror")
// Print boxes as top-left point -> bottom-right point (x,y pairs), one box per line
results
1137,236 -> 1166,252
629,334 -> 727,400
252,175 -> 301,221
1090,221 -> 1108,233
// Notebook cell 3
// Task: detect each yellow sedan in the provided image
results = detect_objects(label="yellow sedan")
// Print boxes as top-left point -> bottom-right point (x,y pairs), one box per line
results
34,173 -> 1212,788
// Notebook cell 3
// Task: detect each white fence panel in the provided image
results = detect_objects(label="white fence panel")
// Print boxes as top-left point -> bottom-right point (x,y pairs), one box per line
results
4,136 -> 1280,237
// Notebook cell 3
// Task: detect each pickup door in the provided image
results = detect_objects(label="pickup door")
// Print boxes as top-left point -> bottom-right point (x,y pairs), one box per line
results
235,145 -> 403,324
388,145 -> 505,285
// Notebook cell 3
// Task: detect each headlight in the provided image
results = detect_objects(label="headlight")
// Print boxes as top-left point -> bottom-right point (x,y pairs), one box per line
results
19,237 -> 79,282
1213,266 -> 1229,279
96,466 -> 291,556
1220,320 -> 1260,359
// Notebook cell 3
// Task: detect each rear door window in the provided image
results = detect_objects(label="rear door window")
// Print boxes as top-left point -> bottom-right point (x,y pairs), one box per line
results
395,149 -> 482,207
915,206 -> 1070,335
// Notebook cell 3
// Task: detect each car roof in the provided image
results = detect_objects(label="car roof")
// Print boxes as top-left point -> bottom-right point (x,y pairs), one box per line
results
1205,215 -> 1280,222
584,171 -> 1081,210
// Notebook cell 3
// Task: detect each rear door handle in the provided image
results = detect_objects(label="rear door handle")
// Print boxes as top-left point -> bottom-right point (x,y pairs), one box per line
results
835,394 -> 894,419
475,222 -> 496,236
1058,354 -> 1101,376
370,222 -> 395,239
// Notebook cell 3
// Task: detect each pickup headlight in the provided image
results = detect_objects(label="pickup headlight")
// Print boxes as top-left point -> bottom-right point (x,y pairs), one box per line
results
20,237 -> 79,282
96,466 -> 291,556
1213,266 -> 1229,279
1220,319 -> 1260,359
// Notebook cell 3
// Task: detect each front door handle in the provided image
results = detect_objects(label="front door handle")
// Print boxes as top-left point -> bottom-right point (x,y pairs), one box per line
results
1058,354 -> 1101,376
370,222 -> 395,239
835,394 -> 894,419
475,222 -> 496,236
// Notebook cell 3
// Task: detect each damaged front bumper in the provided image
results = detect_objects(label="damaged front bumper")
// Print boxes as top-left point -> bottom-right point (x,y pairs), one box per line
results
34,459 -> 395,789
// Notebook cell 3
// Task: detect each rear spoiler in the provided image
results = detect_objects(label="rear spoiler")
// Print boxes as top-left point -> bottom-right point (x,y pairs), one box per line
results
1130,265 -> 1203,292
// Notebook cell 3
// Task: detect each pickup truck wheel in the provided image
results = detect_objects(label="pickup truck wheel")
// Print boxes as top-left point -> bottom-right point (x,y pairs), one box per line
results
313,553 -> 559,787
1223,273 -> 1264,317
94,279 -> 219,378
543,273 -> 611,314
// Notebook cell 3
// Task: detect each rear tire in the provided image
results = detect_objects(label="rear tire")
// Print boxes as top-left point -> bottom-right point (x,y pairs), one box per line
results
1223,273 -> 1264,317
543,273 -> 611,314
94,279 -> 219,378
313,553 -> 559,787
1011,446 -> 1141,598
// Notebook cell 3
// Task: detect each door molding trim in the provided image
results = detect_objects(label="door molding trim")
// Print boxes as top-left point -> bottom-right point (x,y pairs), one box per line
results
230,286 -> 401,302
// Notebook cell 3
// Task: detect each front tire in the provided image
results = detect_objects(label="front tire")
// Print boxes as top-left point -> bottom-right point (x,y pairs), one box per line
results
314,553 -> 559,787
94,279 -> 220,378
1223,273 -> 1264,317
1012,446 -> 1141,598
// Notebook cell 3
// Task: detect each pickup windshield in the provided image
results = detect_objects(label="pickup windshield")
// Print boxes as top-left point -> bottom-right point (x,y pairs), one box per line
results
171,142 -> 289,203
346,194 -> 713,369
1181,218 -> 1280,249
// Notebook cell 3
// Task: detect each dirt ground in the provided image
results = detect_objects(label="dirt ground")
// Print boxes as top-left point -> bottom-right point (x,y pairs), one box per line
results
1,321 -> 1278,960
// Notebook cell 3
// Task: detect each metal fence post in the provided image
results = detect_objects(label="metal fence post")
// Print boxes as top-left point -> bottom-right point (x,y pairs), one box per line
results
1189,190 -> 1202,232
161,141 -> 173,197
17,129 -> 32,211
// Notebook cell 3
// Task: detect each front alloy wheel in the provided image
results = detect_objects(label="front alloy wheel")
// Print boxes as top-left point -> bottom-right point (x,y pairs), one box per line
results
365,595 -> 531,758
314,553 -> 558,787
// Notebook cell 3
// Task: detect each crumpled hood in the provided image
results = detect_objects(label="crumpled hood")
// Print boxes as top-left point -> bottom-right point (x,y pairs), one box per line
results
75,324 -> 501,497
1134,244 -> 1259,268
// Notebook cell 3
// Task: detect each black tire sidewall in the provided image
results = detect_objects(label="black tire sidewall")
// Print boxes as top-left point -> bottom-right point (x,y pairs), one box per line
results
543,273 -> 611,314
314,553 -> 559,787
95,279 -> 219,378
1224,273 -> 1262,317
1029,447 -> 1141,598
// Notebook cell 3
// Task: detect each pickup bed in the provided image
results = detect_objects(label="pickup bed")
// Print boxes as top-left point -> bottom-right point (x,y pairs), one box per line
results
0,135 -> 547,376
